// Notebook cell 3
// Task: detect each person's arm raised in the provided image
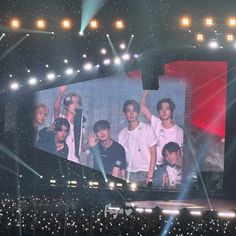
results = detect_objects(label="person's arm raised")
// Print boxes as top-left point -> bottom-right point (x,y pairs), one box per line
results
140,90 -> 153,122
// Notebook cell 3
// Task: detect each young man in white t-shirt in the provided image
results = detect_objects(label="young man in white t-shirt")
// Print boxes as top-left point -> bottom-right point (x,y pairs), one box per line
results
118,99 -> 157,187
140,90 -> 183,188
162,142 -> 183,189
54,85 -> 83,164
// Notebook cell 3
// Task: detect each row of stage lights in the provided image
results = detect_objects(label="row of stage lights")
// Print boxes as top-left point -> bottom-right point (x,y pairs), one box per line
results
49,178 -> 236,219
180,16 -> 236,28
49,179 -> 137,191
5,18 -> 125,32
8,51 -> 139,91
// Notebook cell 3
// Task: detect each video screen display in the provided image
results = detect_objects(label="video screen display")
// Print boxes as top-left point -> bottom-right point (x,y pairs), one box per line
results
33,61 -> 226,191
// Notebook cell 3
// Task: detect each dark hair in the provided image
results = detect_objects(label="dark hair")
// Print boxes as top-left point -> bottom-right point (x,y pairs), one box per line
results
156,98 -> 175,113
162,142 -> 180,158
54,117 -> 70,132
123,99 -> 140,113
93,120 -> 110,133
63,92 -> 81,108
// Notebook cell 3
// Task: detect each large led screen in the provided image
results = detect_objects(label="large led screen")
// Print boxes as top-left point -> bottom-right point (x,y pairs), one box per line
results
33,62 -> 226,191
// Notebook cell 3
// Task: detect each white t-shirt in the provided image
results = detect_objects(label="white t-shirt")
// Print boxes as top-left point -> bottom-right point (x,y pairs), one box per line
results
60,115 -> 80,164
166,165 -> 182,187
118,122 -> 157,172
151,115 -> 183,165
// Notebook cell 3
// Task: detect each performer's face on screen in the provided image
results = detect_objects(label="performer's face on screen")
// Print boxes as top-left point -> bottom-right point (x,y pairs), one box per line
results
67,96 -> 79,116
125,104 -> 139,123
159,102 -> 172,121
95,128 -> 110,142
35,106 -> 48,126
55,125 -> 69,143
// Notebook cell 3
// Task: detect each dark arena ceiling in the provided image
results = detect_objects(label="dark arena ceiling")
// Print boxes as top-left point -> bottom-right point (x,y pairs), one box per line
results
0,0 -> 235,91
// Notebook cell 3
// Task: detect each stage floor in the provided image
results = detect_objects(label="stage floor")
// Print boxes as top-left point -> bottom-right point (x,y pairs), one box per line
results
130,199 -> 236,212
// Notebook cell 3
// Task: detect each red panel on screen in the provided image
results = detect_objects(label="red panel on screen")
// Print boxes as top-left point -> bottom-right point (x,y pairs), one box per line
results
164,61 -> 227,138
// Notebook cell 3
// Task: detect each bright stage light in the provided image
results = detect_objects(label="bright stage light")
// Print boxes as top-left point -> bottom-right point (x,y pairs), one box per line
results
144,208 -> 153,213
134,54 -> 139,59
100,48 -> 107,55
196,33 -> 204,42
35,19 -> 46,29
10,18 -> 21,29
205,17 -> 214,26
209,40 -> 219,49
180,16 -> 191,27
122,53 -> 130,61
61,19 -> 72,30
64,59 -> 68,64
82,54 -> 87,58
130,182 -> 137,191
83,62 -> 93,71
114,57 -> 121,65
79,31 -> 84,36
120,43 -> 126,49
136,208 -> 144,213
49,179 -> 56,187
10,82 -> 20,91
65,68 -> 74,75
88,181 -> 99,188
218,212 -> 236,218
190,211 -> 202,216
40,175 -> 43,179
28,77 -> 37,85
46,72 -> 56,80
103,59 -> 111,65
228,17 -> 236,27
108,182 -> 115,189
68,180 -> 78,188
115,20 -> 125,29
162,209 -> 180,215
89,19 -> 99,29
226,34 -> 234,41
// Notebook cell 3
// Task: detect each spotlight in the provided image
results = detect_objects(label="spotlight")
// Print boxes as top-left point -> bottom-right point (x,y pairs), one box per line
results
136,208 -> 144,213
204,17 -> 214,26
116,182 -> 123,189
65,68 -> 74,75
49,179 -> 56,187
88,181 -> 99,188
10,18 -> 21,29
228,17 -> 236,27
40,175 -> 43,179
28,77 -> 37,85
45,64 -> 49,68
130,182 -> 137,191
180,16 -> 191,27
35,18 -> 46,29
162,209 -> 180,215
114,57 -> 121,65
103,59 -> 111,65
108,182 -> 115,189
46,72 -> 56,80
134,54 -> 139,59
196,33 -> 204,42
68,180 -> 78,188
122,53 -> 130,61
10,82 -> 20,91
61,19 -> 72,30
144,208 -> 153,213
64,59 -> 68,64
115,19 -> 125,29
119,43 -> 126,49
89,19 -> 99,29
209,40 -> 219,49
96,64 -> 100,68
79,31 -> 84,36
82,54 -> 87,58
226,34 -> 234,41
100,48 -> 107,55
190,211 -> 202,216
106,34 -> 109,38
218,212 -> 236,218
83,62 -> 93,71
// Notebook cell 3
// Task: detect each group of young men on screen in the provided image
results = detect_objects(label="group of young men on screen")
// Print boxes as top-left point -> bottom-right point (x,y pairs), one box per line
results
34,86 -> 183,190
